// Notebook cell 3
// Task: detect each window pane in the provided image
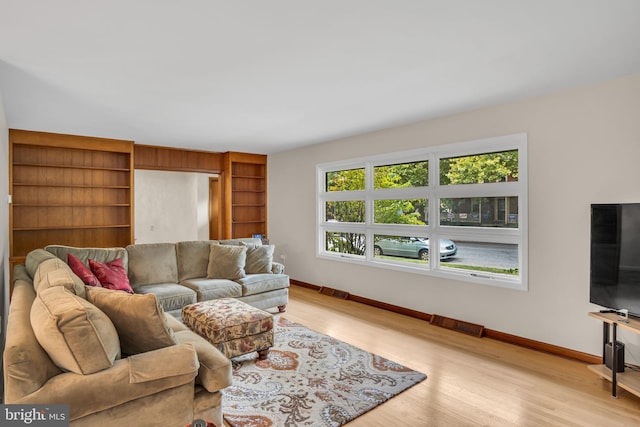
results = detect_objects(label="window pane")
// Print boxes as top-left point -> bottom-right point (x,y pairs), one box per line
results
374,160 -> 428,189
326,201 -> 365,222
373,235 -> 458,263
374,199 -> 428,225
373,235 -> 430,263
441,241 -> 519,276
440,197 -> 518,228
326,232 -> 365,255
440,150 -> 518,185
326,168 -> 365,191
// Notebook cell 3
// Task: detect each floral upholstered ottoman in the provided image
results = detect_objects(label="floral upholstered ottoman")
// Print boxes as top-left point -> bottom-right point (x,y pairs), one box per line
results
182,298 -> 273,359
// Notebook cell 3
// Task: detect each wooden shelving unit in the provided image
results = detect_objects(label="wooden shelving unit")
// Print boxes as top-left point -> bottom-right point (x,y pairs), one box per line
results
9,129 -> 134,264
8,133 -> 268,265
588,311 -> 640,398
223,152 -> 267,239
134,144 -> 223,173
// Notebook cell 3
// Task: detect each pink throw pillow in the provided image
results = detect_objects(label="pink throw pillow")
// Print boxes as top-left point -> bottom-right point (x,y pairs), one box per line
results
68,253 -> 101,287
88,258 -> 134,294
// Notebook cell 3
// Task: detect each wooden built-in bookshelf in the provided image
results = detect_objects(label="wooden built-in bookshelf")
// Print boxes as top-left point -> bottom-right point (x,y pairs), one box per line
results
8,132 -> 267,269
224,152 -> 267,239
9,129 -> 135,265
134,144 -> 223,173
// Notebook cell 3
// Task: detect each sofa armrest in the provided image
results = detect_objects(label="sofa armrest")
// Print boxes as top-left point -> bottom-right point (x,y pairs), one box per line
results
271,261 -> 285,274
14,343 -> 199,421
173,330 -> 232,392
128,343 -> 199,383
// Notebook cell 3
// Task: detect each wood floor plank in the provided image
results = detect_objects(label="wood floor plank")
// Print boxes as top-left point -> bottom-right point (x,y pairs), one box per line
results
266,285 -> 640,426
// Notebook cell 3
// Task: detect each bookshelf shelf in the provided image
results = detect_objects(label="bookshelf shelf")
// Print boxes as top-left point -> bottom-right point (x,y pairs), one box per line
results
9,129 -> 135,258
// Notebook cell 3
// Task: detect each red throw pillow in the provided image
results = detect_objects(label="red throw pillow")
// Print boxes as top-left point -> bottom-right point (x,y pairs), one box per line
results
67,253 -> 101,287
88,258 -> 134,294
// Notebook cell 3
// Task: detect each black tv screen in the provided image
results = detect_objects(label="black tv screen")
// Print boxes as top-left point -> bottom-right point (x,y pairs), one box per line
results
590,203 -> 640,317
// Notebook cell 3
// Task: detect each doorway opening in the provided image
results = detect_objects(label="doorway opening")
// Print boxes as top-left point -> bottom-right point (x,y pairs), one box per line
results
209,177 -> 222,240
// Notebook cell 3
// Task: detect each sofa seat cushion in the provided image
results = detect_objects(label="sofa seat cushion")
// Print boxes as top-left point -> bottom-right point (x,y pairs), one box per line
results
173,330 -> 232,392
179,278 -> 242,301
85,287 -> 177,356
30,286 -> 121,375
235,274 -> 290,296
45,245 -> 129,272
126,243 -> 178,286
133,283 -> 197,312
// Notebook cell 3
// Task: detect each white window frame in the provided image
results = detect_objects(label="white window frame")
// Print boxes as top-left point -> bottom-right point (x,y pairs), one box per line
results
317,133 -> 528,291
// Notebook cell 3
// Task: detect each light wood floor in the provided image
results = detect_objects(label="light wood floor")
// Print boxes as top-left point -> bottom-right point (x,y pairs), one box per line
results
263,285 -> 640,426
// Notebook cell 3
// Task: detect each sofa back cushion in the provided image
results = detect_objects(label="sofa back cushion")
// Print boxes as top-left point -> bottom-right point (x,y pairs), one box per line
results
45,245 -> 129,272
218,237 -> 263,246
126,243 -> 178,286
85,286 -> 176,355
240,242 -> 275,274
207,244 -> 247,280
25,248 -> 59,278
30,286 -> 121,375
33,257 -> 86,298
176,240 -> 217,282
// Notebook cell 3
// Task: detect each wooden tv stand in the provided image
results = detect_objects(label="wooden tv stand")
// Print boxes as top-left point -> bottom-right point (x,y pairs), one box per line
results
588,312 -> 640,398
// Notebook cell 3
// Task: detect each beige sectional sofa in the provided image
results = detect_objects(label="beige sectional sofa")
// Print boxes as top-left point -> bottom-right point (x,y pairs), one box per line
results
46,238 -> 290,315
3,238 -> 289,426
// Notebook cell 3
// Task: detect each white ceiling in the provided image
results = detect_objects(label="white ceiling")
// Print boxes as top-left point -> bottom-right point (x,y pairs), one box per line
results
1,1 -> 639,154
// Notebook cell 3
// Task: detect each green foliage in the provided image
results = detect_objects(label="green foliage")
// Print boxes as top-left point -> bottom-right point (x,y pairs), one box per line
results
326,201 -> 365,223
374,161 -> 428,189
440,150 -> 518,185
326,168 -> 365,191
325,232 -> 365,255
374,199 -> 426,225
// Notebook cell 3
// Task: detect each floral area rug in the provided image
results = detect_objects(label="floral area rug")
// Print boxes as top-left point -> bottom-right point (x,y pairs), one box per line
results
222,317 -> 427,427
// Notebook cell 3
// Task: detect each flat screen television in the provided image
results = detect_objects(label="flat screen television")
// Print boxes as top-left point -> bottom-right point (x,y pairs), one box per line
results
590,203 -> 640,317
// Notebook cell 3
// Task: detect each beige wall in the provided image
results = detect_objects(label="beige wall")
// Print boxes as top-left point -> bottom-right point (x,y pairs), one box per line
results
268,73 -> 640,356
1,90 -> 8,338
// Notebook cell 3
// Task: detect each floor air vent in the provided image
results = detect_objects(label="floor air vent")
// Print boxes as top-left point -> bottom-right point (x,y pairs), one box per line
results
318,287 -> 350,299
430,314 -> 484,338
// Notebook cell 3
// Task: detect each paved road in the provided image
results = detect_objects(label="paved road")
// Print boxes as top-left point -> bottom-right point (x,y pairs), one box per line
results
445,241 -> 518,269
